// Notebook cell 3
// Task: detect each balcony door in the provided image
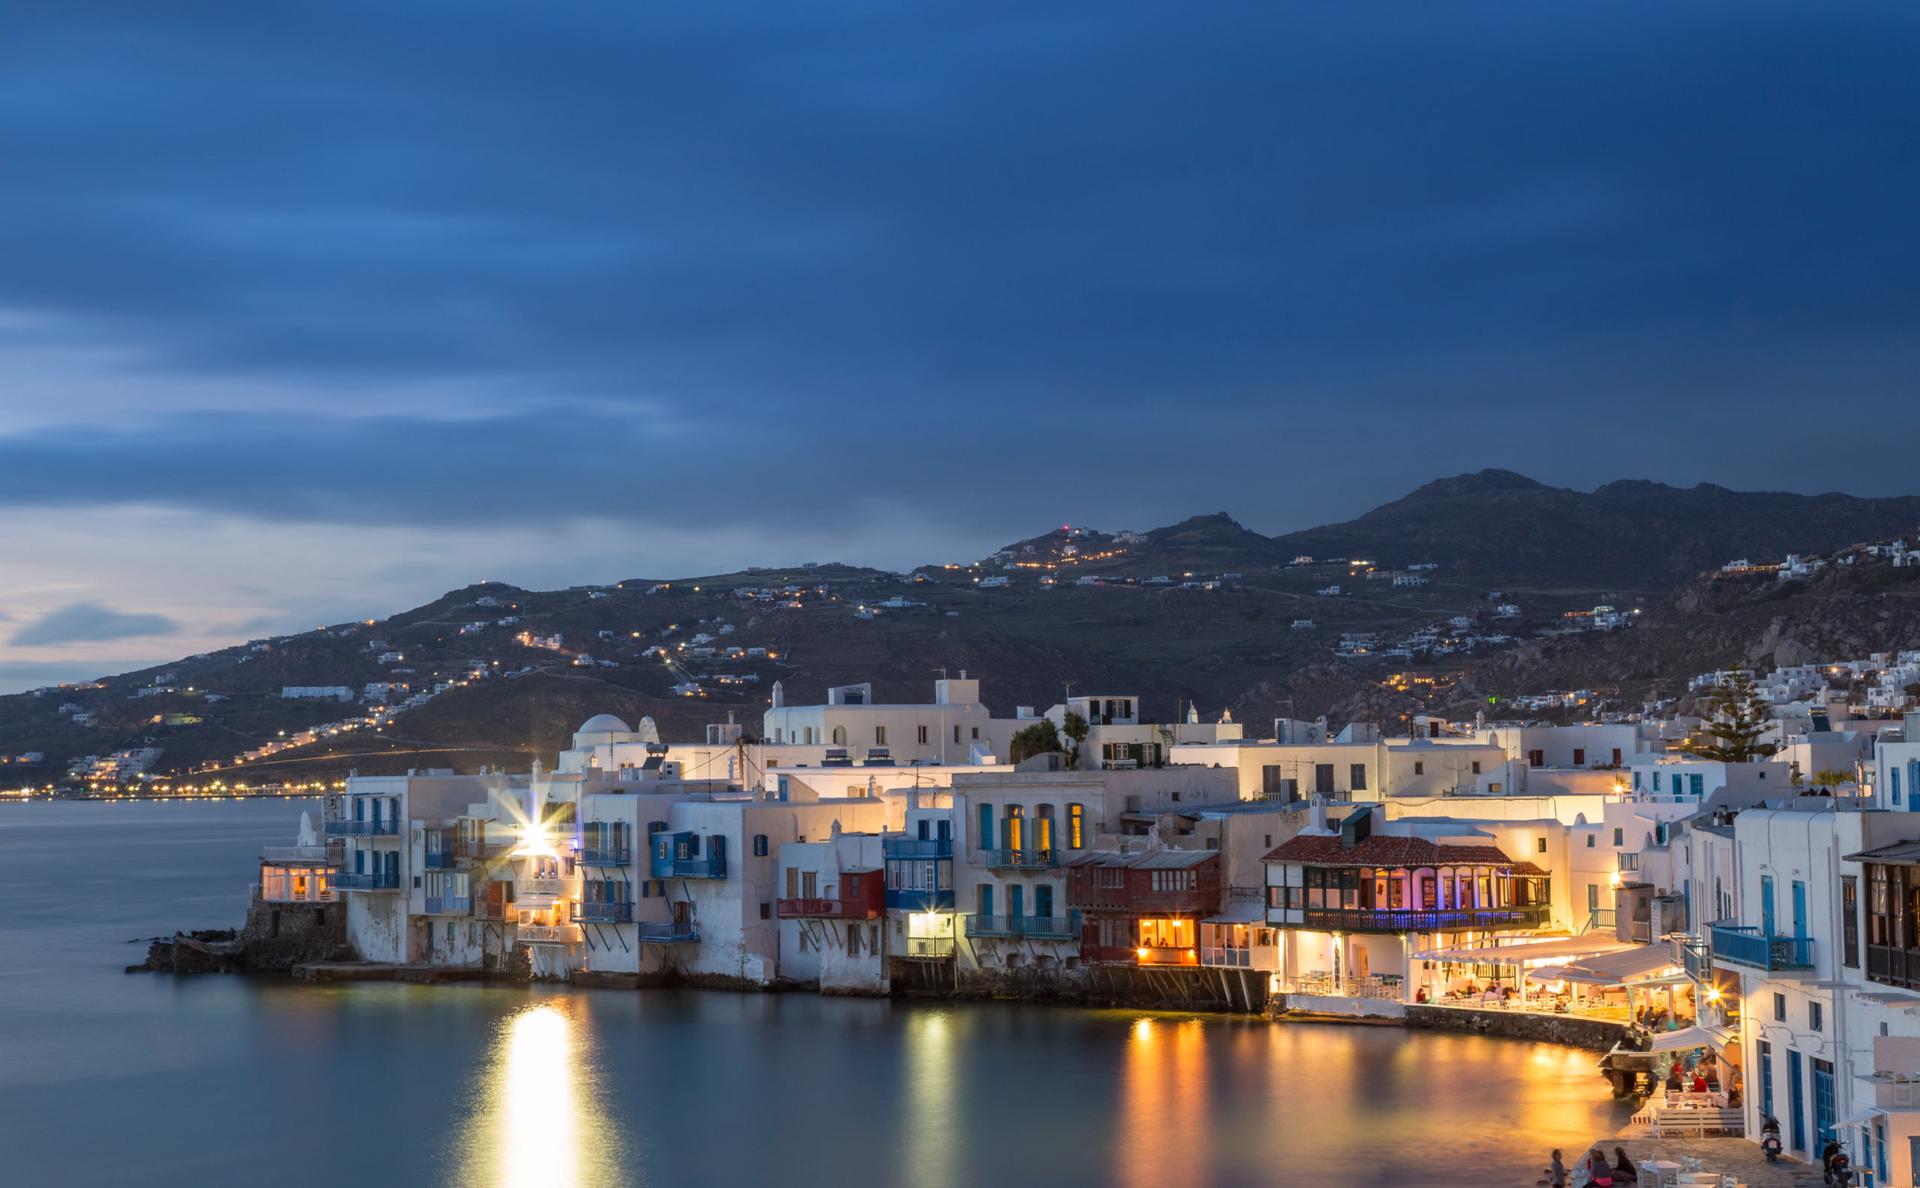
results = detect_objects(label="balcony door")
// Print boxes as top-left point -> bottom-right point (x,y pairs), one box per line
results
1761,876 -> 1776,935
1033,884 -> 1053,921
1791,880 -> 1808,940
1007,884 -> 1024,921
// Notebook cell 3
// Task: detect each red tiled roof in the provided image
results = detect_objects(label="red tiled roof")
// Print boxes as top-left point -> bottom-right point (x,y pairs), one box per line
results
1261,833 -> 1542,874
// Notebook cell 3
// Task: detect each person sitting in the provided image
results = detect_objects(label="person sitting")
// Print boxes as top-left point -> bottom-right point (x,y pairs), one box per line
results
1612,1147 -> 1638,1183
1586,1147 -> 1616,1188
1665,1064 -> 1684,1092
1414,985 -> 1429,1004
1691,1070 -> 1709,1094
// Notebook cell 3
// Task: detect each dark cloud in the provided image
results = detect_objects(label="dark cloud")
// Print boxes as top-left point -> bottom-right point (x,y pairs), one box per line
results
11,603 -> 181,647
0,1 -> 1916,538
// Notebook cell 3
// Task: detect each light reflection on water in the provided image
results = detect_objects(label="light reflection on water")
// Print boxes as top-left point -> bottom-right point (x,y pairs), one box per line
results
460,1001 -> 623,1188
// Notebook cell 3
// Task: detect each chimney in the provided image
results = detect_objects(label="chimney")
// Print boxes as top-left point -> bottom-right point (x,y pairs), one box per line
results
771,680 -> 785,708
1309,795 -> 1328,834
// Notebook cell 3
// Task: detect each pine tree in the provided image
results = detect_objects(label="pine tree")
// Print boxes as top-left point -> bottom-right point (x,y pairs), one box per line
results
1008,719 -> 1062,764
1683,671 -> 1778,762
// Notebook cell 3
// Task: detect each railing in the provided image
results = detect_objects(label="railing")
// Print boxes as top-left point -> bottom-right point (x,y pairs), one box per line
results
1298,903 -> 1551,933
1709,924 -> 1814,971
423,895 -> 471,915
520,877 -> 570,898
635,922 -> 700,944
1201,946 -> 1254,968
575,901 -> 633,924
964,913 -> 1079,940
883,837 -> 954,859
325,820 -> 399,837
776,897 -> 879,919
980,848 -> 1059,871
897,936 -> 957,959
579,846 -> 632,866
1587,908 -> 1618,932
422,850 -> 459,869
1866,943 -> 1920,989
333,870 -> 400,891
1676,935 -> 1711,982
518,924 -> 583,945
454,836 -> 505,860
650,853 -> 728,880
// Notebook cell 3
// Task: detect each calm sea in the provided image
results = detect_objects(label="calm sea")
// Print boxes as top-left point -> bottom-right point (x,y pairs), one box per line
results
0,798 -> 1626,1186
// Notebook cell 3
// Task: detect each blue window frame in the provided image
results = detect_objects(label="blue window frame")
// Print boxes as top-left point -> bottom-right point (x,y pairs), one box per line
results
1792,880 -> 1808,939
1689,773 -> 1705,796
1895,766 -> 1904,806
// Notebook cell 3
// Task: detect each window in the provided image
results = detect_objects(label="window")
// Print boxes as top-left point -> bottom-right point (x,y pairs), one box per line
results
1314,764 -> 1335,795
1413,762 -> 1424,776
977,803 -> 993,852
753,834 -> 769,857
1689,773 -> 1705,796
1573,749 -> 1586,767
1612,828 -> 1624,847
1758,1040 -> 1774,1117
1773,992 -> 1786,1022
1528,749 -> 1544,768
1809,1001 -> 1823,1032
1536,837 -> 1548,854
1586,835 -> 1595,849
954,724 -> 962,745
918,725 -> 929,745
1471,761 -> 1481,775
1067,803 -> 1084,849
1349,764 -> 1367,791
831,726 -> 847,745
875,726 -> 887,745
759,901 -> 770,919
971,726 -> 979,740
1893,767 -> 1903,806
1842,876 -> 1859,969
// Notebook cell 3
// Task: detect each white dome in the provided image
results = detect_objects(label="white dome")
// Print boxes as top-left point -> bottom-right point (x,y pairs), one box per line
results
577,713 -> 632,735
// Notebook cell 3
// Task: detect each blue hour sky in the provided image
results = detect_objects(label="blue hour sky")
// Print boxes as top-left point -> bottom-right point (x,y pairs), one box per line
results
2,1 -> 1919,690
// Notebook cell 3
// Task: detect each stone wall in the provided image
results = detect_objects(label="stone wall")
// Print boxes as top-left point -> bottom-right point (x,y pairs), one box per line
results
1405,1004 -> 1627,1051
237,897 -> 350,971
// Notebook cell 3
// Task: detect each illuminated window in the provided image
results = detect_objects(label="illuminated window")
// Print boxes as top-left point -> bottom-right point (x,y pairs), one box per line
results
1067,803 -> 1084,848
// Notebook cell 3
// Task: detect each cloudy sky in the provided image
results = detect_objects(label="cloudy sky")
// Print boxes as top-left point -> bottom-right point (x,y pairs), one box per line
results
2,1 -> 1918,691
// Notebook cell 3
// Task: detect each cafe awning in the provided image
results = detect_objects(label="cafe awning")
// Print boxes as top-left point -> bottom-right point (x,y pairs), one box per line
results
1526,943 -> 1677,986
1413,935 -> 1633,963
1649,1024 -> 1734,1054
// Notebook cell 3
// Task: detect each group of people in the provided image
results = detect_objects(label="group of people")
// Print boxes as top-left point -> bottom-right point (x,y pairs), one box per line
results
1416,977 -> 1518,1005
1545,1146 -> 1636,1188
1635,1004 -> 1685,1032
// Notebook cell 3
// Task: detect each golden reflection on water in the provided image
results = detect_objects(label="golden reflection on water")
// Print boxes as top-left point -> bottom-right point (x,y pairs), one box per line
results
901,1010 -> 958,1188
459,1001 -> 622,1188
1119,1017 -> 1210,1188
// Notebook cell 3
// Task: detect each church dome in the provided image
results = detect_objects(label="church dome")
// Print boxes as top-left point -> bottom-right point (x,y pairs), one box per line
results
576,713 -> 632,736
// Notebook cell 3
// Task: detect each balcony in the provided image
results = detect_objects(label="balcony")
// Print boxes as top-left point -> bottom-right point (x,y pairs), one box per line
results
333,870 -> 401,891
897,936 -> 957,960
981,848 -> 1059,871
776,897 -> 880,920
325,819 -> 400,837
635,922 -> 700,944
883,837 -> 954,860
579,846 -> 632,867
1866,944 -> 1920,990
1709,924 -> 1814,972
1297,903 -> 1551,934
423,895 -> 471,915
423,850 -> 459,870
575,901 -> 633,924
650,833 -> 728,880
1201,947 -> 1255,968
519,923 -> 583,945
965,913 -> 1079,940
520,877 -> 570,898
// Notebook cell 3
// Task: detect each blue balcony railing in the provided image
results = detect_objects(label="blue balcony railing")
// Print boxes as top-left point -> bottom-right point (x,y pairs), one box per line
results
423,850 -> 458,869
1709,924 -> 1814,971
965,912 -> 1079,940
423,894 -> 471,915
981,848 -> 1059,871
576,901 -> 634,924
333,870 -> 401,891
650,834 -> 728,880
579,846 -> 632,867
886,887 -> 955,913
325,819 -> 400,837
635,922 -> 700,944
883,836 -> 954,860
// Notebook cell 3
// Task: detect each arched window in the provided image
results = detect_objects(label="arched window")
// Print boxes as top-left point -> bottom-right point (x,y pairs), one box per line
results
831,725 -> 847,746
1034,804 -> 1055,855
1004,804 -> 1025,852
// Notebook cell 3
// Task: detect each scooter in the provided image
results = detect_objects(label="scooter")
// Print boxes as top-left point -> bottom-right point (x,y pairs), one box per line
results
1761,1125 -> 1784,1163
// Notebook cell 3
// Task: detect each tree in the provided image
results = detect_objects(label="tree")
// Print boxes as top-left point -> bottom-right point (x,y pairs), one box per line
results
1060,710 -> 1090,768
1810,769 -> 1855,789
1682,671 -> 1778,763
1008,719 -> 1063,764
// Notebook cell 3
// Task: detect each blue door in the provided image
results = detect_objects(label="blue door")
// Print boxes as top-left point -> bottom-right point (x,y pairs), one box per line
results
978,884 -> 993,919
1792,881 -> 1808,940
1008,884 -> 1025,921
385,851 -> 399,888
1761,876 -> 1776,935
1757,1040 -> 1773,1117
1034,884 -> 1053,922
1788,1050 -> 1806,1152
977,804 -> 992,851
1813,1058 -> 1835,1147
